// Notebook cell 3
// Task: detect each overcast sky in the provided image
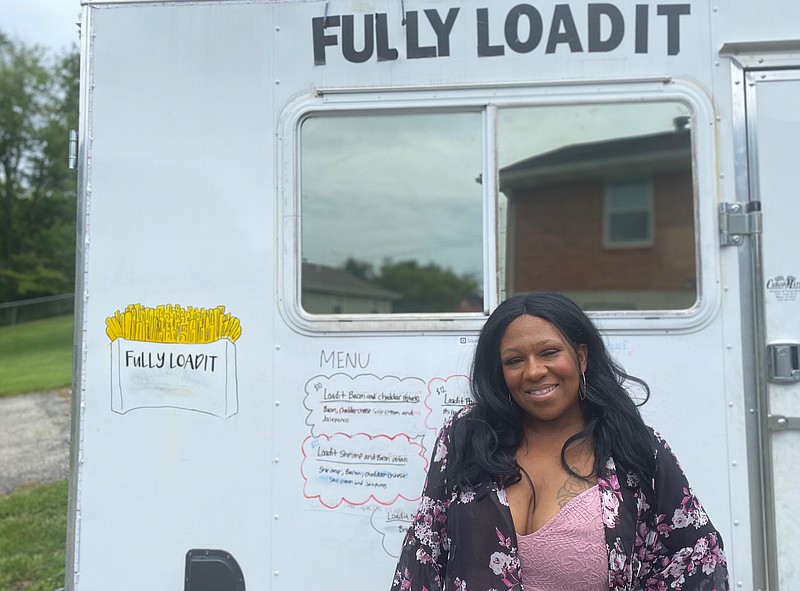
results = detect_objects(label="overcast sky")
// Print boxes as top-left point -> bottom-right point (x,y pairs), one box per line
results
302,103 -> 688,277
1,0 -> 81,50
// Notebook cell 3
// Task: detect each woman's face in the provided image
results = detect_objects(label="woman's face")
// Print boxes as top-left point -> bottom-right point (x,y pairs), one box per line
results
499,315 -> 587,427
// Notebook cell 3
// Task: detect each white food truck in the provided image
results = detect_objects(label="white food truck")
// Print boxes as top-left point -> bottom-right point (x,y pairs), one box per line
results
68,0 -> 800,589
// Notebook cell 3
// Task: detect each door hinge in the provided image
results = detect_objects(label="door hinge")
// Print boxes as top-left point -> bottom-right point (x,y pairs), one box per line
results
719,201 -> 762,246
68,130 -> 78,170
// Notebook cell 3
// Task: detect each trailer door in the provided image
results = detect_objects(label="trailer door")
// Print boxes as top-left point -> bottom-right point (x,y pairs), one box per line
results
745,68 -> 800,591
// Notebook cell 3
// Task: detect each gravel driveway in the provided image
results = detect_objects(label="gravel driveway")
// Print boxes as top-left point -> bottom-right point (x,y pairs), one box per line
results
0,389 -> 71,495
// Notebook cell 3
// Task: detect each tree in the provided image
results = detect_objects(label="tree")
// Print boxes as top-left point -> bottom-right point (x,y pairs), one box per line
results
343,257 -> 375,281
338,258 -> 480,313
0,33 -> 79,301
375,259 -> 479,313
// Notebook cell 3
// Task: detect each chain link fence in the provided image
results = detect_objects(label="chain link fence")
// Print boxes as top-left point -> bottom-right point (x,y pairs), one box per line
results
0,294 -> 75,325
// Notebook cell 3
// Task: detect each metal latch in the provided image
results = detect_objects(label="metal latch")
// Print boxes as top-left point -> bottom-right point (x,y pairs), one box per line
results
767,342 -> 800,383
769,415 -> 800,431
719,201 -> 762,246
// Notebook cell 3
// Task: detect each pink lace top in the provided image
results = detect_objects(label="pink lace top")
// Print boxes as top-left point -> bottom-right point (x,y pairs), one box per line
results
517,484 -> 608,591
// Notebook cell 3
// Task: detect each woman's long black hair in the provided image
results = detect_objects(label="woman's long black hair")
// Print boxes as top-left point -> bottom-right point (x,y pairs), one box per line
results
446,292 -> 656,500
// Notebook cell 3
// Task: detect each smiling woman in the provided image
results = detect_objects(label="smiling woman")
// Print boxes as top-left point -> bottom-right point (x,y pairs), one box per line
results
391,292 -> 729,591
500,314 -> 587,428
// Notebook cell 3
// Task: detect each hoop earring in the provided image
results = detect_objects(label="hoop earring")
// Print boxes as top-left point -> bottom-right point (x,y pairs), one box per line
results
579,372 -> 587,401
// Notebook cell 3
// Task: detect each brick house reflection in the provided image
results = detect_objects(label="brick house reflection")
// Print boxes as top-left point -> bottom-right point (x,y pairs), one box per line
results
499,119 -> 696,311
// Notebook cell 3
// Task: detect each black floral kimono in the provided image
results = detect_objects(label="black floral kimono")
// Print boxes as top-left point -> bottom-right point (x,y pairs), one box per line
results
391,409 -> 729,591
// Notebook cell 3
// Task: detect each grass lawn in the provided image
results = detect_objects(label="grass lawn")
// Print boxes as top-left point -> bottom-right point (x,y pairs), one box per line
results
0,316 -> 74,589
0,315 -> 74,397
0,480 -> 68,591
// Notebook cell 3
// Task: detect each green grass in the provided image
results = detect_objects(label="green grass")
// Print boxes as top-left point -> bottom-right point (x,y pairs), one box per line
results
0,315 -> 73,397
0,480 -> 68,591
0,316 -> 73,590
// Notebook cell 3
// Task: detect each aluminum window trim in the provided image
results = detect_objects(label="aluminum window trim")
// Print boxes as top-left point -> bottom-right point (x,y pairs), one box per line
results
276,79 -> 720,335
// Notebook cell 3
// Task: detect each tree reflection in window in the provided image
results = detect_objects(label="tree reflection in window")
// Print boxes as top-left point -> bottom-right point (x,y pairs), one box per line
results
300,112 -> 484,314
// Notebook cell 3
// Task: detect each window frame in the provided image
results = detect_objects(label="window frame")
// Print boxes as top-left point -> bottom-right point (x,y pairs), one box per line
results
276,80 -> 718,334
297,109 -> 488,319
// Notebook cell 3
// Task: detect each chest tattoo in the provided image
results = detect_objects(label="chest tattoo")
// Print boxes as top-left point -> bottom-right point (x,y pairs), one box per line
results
555,471 -> 592,508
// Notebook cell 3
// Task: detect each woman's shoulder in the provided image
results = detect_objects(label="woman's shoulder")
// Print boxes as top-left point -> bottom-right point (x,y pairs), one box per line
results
641,425 -> 690,475
641,423 -> 664,447
643,425 -> 677,452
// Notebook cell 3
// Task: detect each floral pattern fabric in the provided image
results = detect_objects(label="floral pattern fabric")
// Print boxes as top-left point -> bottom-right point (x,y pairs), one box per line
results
391,410 -> 729,591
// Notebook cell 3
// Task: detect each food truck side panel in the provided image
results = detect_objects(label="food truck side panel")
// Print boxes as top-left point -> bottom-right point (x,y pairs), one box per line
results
69,0 -> 800,589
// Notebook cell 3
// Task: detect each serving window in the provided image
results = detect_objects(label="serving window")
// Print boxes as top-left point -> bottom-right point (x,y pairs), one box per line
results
497,102 -> 697,312
295,97 -> 701,322
300,112 -> 484,315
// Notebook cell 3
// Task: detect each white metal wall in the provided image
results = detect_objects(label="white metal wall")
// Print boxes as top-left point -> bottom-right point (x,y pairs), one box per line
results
70,1 -> 800,589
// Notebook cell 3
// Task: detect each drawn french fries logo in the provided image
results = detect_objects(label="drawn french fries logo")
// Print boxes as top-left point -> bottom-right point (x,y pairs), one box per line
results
107,303 -> 241,417
105,304 -> 242,344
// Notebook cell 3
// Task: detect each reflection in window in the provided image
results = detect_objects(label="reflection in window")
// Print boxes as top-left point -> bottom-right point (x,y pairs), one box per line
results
604,180 -> 654,248
300,113 -> 483,314
498,104 -> 697,311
